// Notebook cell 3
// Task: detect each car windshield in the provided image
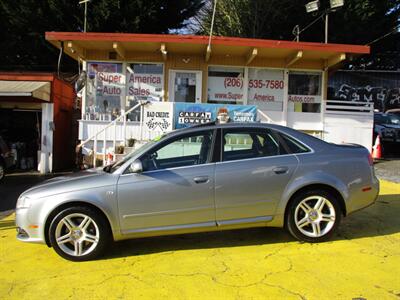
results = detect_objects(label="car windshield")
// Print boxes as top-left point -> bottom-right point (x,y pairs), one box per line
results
384,114 -> 400,125
105,133 -> 169,173
375,114 -> 400,125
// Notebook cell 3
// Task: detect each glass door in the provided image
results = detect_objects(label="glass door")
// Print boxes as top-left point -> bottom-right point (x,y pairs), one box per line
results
169,70 -> 202,103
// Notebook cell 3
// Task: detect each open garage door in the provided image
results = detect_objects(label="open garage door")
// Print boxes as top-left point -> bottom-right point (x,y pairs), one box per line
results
0,108 -> 42,171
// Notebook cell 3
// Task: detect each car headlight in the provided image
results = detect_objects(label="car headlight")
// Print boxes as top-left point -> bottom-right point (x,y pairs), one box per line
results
16,196 -> 32,209
383,129 -> 394,137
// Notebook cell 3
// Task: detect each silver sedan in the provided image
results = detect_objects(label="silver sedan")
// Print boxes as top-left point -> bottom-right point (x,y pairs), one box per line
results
16,123 -> 379,261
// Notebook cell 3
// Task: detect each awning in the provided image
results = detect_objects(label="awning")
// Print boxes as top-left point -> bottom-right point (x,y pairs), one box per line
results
0,81 -> 51,101
46,32 -> 370,70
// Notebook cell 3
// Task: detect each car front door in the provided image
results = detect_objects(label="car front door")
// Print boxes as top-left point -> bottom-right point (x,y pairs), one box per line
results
215,127 -> 299,225
117,129 -> 216,234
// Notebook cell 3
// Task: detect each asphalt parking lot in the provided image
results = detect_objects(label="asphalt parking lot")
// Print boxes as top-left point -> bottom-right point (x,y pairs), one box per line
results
0,178 -> 399,299
374,159 -> 400,183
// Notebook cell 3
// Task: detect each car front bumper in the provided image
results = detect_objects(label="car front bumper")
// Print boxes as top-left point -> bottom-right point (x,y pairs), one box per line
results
15,208 -> 46,244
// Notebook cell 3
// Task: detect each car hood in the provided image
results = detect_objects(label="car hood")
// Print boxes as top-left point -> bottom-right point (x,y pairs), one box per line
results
380,124 -> 400,129
20,168 -> 118,199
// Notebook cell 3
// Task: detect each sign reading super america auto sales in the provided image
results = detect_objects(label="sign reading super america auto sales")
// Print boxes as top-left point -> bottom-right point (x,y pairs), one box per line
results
126,73 -> 163,101
95,72 -> 125,96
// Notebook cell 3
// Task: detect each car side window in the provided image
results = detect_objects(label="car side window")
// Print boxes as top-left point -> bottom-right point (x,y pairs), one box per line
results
224,133 -> 253,153
278,132 -> 311,154
222,128 -> 287,162
141,130 -> 214,171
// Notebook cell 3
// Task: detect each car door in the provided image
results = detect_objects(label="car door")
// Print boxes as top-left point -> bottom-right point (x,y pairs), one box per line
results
117,129 -> 216,233
215,127 -> 299,225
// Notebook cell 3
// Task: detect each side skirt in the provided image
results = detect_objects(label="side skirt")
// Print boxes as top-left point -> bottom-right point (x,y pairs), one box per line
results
115,216 -> 274,241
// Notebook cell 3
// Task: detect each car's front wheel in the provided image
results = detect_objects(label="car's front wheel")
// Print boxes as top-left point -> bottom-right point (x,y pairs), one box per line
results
286,190 -> 342,242
49,206 -> 110,261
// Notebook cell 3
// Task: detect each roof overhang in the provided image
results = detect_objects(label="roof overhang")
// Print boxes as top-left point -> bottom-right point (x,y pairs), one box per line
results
0,81 -> 51,102
45,32 -> 370,70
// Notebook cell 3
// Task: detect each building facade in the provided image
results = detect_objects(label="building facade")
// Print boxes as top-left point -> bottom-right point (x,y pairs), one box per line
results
45,33 -> 373,161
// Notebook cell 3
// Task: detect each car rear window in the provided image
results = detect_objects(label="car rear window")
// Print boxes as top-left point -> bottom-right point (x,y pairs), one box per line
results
222,128 -> 288,162
278,133 -> 311,154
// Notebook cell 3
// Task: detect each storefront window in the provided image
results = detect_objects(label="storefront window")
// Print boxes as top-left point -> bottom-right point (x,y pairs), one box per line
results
208,67 -> 244,104
85,62 -> 124,121
125,63 -> 164,121
248,68 -> 284,111
288,72 -> 322,113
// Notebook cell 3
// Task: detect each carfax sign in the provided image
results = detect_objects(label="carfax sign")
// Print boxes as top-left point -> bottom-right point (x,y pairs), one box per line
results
174,103 -> 257,129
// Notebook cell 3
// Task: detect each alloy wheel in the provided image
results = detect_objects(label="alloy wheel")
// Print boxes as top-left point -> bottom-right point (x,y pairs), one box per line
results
294,196 -> 336,238
54,213 -> 100,257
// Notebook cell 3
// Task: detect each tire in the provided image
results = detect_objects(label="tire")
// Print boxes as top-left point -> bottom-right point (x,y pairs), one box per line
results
286,189 -> 342,243
0,161 -> 5,183
49,206 -> 111,261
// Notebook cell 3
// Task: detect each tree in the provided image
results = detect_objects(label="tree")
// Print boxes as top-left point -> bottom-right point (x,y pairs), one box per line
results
192,0 -> 400,70
192,0 -> 302,39
0,0 -> 205,72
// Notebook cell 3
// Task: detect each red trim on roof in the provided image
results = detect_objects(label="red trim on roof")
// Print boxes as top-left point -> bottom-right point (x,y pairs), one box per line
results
0,72 -> 56,82
45,32 -> 370,54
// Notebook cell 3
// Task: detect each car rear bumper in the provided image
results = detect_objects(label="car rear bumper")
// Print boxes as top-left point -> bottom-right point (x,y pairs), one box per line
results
346,178 -> 380,215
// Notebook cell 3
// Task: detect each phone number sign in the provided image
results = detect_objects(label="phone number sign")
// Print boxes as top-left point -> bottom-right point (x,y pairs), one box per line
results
248,69 -> 285,110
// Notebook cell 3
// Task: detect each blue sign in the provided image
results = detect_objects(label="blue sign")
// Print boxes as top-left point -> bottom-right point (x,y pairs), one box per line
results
174,103 -> 257,129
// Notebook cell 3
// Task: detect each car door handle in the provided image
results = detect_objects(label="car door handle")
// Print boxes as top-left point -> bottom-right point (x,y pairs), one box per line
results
193,176 -> 209,184
273,167 -> 289,174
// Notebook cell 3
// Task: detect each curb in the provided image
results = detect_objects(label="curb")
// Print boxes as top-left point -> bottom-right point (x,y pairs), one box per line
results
0,209 -> 15,220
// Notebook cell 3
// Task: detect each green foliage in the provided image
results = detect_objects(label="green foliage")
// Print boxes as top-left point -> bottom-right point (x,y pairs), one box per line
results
195,0 -> 399,42
0,0 -> 204,71
193,0 -> 400,69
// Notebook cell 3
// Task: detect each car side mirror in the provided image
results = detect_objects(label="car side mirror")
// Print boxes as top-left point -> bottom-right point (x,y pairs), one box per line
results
130,159 -> 143,173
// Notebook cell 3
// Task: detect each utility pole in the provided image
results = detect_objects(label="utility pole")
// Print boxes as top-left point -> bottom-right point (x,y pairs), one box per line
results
304,0 -> 344,44
79,0 -> 90,32
325,12 -> 329,43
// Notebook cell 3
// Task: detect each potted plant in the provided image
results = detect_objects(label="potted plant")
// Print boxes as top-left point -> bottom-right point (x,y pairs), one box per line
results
127,138 -> 136,147
116,145 -> 124,154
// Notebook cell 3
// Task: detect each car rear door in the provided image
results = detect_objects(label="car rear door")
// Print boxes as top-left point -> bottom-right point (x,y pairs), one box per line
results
215,127 -> 298,225
117,129 -> 217,233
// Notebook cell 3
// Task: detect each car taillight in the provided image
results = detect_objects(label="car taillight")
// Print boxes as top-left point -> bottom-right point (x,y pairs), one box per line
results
368,153 -> 373,166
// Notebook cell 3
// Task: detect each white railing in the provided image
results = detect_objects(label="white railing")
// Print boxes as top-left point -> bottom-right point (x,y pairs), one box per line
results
323,100 -> 374,151
257,109 -> 274,123
325,100 -> 374,115
78,101 -> 148,167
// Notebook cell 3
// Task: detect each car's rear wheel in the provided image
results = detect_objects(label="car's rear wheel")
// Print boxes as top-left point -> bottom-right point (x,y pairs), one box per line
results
49,206 -> 110,261
286,189 -> 342,242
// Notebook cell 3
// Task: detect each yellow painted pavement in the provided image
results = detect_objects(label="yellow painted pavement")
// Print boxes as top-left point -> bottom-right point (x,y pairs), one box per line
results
0,180 -> 399,299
